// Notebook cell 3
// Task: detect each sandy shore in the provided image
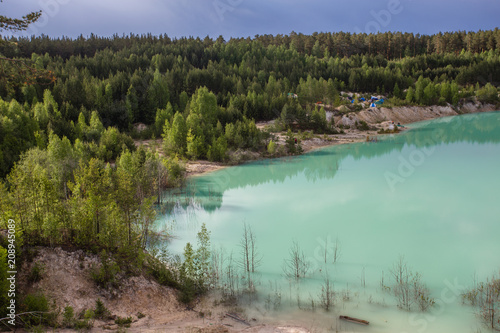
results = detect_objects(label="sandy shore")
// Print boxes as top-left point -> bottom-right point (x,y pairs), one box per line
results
185,127 -> 387,178
185,102 -> 498,178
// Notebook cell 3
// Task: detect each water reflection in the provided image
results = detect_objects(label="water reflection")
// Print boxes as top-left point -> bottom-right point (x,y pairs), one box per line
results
162,112 -> 500,212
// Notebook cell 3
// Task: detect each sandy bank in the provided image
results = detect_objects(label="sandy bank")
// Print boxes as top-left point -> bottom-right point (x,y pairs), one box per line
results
185,102 -> 497,178
21,247 -> 320,333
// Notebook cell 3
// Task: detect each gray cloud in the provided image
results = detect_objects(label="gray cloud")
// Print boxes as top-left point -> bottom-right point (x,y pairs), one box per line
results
2,0 -> 499,39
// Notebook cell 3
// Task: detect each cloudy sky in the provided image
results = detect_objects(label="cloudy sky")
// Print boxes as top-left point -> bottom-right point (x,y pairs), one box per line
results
2,0 -> 500,39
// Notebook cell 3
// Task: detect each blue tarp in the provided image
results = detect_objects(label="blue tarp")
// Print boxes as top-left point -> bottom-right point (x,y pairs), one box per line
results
359,97 -> 366,101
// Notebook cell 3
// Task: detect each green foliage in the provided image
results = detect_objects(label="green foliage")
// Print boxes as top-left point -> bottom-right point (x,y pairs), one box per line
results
177,223 -> 212,304
22,293 -> 49,312
207,136 -> 228,162
267,140 -> 277,155
147,256 -> 179,289
163,112 -> 187,155
0,6 -> 41,32
405,87 -> 415,103
74,309 -> 95,330
115,316 -> 133,327
393,83 -> 402,99
163,156 -> 185,187
0,246 -> 9,319
476,83 -> 499,104
1,31 -> 499,178
97,127 -> 135,161
195,223 -> 211,289
186,129 -> 203,160
154,102 -> 174,136
62,306 -> 75,328
189,87 -> 219,127
285,130 -> 298,155
27,262 -> 44,283
0,99 -> 38,177
20,293 -> 57,326
90,252 -> 120,289
356,120 -> 370,131
94,298 -> 111,319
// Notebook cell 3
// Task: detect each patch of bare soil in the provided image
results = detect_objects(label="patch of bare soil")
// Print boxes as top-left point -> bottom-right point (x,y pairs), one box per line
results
185,160 -> 227,177
21,248 -> 313,333
20,248 -> 193,332
134,139 -> 164,155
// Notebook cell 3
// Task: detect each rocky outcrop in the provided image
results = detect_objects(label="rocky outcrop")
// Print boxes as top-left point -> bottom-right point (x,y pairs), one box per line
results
334,103 -> 497,126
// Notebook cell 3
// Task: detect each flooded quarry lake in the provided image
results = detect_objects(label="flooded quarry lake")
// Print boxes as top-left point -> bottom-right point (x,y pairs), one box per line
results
159,112 -> 500,332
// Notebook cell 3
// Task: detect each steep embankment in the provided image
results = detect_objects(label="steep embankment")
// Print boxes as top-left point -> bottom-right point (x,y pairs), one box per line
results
20,248 -> 197,332
334,102 -> 497,127
22,248 -> 309,332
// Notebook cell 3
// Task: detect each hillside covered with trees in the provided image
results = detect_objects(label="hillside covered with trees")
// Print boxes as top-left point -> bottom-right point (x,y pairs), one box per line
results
1,30 -> 500,177
1,29 -> 500,326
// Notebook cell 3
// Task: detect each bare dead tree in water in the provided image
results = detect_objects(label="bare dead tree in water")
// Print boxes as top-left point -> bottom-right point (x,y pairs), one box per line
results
391,256 -> 413,310
224,251 -> 240,298
210,246 -> 225,288
283,240 -> 310,280
462,273 -> 500,331
390,255 -> 434,312
319,272 -> 336,311
239,222 -> 261,273
238,222 -> 262,292
332,237 -> 341,264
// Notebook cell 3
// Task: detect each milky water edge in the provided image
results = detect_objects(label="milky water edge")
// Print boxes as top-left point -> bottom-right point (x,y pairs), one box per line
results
157,111 -> 500,332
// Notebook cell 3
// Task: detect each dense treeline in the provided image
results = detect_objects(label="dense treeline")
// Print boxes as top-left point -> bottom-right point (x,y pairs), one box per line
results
0,29 -> 499,323
2,30 -> 500,125
1,30 -> 500,177
0,30 -> 499,245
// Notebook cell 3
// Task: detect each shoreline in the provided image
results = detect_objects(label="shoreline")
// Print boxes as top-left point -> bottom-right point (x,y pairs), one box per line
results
41,108 -> 498,333
184,124 -> 399,179
184,103 -> 497,179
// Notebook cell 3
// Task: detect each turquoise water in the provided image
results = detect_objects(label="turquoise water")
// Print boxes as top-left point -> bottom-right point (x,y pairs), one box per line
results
158,112 -> 500,332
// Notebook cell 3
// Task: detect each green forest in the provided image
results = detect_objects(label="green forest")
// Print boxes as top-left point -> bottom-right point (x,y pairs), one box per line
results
2,30 -> 500,176
1,29 -> 500,322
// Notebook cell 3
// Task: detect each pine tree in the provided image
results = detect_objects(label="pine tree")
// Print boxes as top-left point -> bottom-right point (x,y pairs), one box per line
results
393,82 -> 401,99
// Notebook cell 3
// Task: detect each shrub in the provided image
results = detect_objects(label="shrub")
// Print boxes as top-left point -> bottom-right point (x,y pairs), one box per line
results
74,309 -> 94,330
115,316 -> 133,327
62,306 -> 74,328
20,293 -> 57,326
90,252 -> 120,289
285,130 -> 297,155
147,257 -> 179,289
22,293 -> 49,313
178,278 -> 197,304
94,298 -> 110,319
27,262 -> 45,284
163,156 -> 185,188
267,140 -> 276,155
356,120 -> 370,131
